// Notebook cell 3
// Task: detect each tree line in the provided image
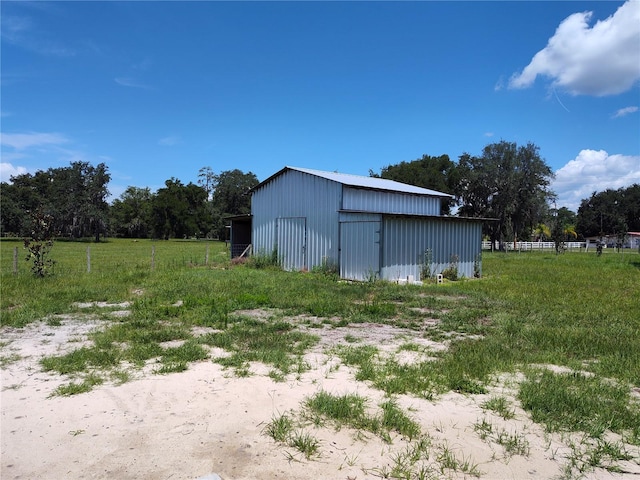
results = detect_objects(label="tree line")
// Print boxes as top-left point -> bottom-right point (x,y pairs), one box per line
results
371,140 -> 639,247
1,163 -> 258,241
1,141 -> 638,245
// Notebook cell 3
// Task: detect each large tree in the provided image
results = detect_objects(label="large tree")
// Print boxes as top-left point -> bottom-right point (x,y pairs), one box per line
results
210,169 -> 259,239
0,161 -> 110,241
110,186 -> 153,238
576,184 -> 639,239
151,178 -> 210,239
456,141 -> 554,248
370,154 -> 459,214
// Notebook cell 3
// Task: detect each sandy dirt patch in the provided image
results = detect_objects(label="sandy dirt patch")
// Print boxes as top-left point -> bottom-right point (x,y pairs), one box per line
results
2,310 -> 639,480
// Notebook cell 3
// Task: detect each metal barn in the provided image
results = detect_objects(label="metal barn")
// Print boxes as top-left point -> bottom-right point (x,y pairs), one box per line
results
232,166 -> 484,282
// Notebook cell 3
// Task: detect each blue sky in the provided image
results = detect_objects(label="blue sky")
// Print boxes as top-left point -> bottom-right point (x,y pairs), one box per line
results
1,1 -> 639,212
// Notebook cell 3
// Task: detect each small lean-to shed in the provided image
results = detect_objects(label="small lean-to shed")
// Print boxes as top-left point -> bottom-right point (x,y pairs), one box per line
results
240,166 -> 484,282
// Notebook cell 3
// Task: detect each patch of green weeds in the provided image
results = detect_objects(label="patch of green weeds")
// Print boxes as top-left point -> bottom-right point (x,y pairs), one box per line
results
436,443 -> 481,477
268,369 -> 286,382
473,417 -> 494,440
371,435 -> 433,479
263,413 -> 320,459
110,370 -> 132,385
304,391 -> 421,442
162,341 -> 209,363
289,430 -> 321,459
562,435 -> 634,478
46,317 -> 62,327
0,352 -> 21,367
155,362 -> 188,374
495,429 -> 530,457
41,347 -> 120,375
40,313 -> 210,391
519,369 -> 640,437
481,395 -> 515,420
203,317 -> 318,377
334,344 -> 377,367
264,413 -> 294,443
379,399 -> 421,440
52,373 -> 104,397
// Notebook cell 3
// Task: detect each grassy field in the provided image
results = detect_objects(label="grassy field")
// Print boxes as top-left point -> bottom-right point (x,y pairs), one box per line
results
2,237 -> 639,470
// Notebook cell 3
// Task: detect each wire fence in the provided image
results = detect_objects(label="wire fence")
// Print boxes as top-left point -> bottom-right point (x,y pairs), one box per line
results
1,239 -> 228,276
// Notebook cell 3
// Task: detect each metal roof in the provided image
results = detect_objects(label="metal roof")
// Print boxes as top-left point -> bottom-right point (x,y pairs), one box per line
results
252,166 -> 454,198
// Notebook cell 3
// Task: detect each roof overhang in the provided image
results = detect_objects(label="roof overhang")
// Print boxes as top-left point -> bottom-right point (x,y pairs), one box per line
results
224,214 -> 252,223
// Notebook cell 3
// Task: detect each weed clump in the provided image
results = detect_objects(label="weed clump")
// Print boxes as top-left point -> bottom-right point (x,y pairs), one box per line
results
23,209 -> 57,277
247,248 -> 280,269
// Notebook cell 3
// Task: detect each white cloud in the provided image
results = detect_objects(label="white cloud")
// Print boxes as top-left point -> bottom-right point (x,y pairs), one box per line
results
613,106 -> 639,118
552,149 -> 640,211
158,135 -> 181,146
0,162 -> 29,182
1,13 -> 76,57
0,132 -> 69,150
114,77 -> 153,90
509,1 -> 640,96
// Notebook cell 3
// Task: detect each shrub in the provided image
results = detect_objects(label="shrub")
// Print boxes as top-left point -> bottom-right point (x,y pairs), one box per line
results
248,248 -> 279,269
23,210 -> 57,277
420,248 -> 433,280
441,254 -> 459,281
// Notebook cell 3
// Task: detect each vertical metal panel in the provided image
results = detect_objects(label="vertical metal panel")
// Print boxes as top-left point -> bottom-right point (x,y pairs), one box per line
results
277,217 -> 306,270
343,187 -> 441,215
340,221 -> 381,281
252,170 -> 341,269
381,217 -> 482,281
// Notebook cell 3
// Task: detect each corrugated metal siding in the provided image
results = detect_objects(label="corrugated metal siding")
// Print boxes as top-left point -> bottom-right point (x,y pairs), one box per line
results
339,219 -> 381,281
339,212 -> 382,223
252,170 -> 341,269
252,168 -> 482,280
343,187 -> 441,215
277,217 -> 306,270
381,217 -> 482,281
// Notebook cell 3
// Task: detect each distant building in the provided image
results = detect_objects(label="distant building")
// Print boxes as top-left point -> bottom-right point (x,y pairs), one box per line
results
230,166 -> 485,282
585,232 -> 640,249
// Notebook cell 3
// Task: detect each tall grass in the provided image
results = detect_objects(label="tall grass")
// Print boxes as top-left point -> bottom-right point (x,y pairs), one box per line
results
458,251 -> 640,386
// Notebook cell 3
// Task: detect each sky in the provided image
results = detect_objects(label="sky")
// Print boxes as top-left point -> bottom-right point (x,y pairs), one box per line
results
1,1 -> 639,212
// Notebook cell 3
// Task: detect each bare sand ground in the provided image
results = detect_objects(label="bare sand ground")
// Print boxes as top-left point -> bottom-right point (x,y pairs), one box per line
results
2,309 -> 639,480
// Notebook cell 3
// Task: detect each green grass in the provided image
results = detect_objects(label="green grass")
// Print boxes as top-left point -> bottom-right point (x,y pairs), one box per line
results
481,396 -> 515,420
263,413 -> 320,459
264,413 -> 294,443
201,317 -> 318,377
304,391 -> 421,441
52,372 -> 104,397
518,369 -> 640,438
2,238 -> 639,458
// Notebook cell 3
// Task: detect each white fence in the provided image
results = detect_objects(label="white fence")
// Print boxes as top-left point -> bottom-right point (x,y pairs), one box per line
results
482,241 -> 585,251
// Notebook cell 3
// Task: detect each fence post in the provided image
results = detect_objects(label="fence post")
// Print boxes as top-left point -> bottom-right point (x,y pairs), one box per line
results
87,246 -> 91,273
205,244 -> 210,266
13,247 -> 18,275
151,245 -> 156,271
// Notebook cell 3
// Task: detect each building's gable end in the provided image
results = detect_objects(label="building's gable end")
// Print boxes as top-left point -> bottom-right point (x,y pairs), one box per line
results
251,169 -> 342,269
